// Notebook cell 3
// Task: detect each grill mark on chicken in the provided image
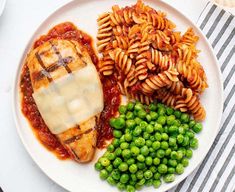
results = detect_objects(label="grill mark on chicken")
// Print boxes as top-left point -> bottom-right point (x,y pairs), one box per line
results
64,128 -> 93,145
49,41 -> 72,74
35,52 -> 52,82
69,41 -> 88,66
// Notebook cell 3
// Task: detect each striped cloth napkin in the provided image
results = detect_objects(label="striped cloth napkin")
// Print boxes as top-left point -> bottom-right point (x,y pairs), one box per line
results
169,2 -> 235,192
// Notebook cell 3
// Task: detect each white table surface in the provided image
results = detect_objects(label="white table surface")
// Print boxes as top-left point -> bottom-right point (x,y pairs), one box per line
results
0,0 -> 228,191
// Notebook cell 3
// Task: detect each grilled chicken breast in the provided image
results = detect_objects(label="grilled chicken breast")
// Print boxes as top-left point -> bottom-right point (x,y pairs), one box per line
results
26,39 -> 103,163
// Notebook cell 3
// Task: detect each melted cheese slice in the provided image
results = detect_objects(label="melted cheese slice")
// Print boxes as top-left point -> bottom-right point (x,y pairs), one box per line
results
33,63 -> 104,134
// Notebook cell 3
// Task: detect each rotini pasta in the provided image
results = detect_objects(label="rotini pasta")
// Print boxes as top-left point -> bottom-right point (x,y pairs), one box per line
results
97,0 -> 208,121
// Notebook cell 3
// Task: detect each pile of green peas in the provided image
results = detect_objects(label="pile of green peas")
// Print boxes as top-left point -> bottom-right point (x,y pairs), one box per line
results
95,101 -> 202,192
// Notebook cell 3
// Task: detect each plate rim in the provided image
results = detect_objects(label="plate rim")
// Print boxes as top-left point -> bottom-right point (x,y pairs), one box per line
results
0,0 -> 6,16
12,0 -> 224,191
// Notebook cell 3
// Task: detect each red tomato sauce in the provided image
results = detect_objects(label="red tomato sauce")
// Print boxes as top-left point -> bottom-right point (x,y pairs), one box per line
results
20,22 -> 120,159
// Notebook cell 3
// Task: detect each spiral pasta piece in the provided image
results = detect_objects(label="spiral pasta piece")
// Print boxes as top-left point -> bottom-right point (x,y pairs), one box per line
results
97,13 -> 113,52
98,54 -> 115,76
141,70 -> 179,94
130,92 -> 154,105
181,88 -> 206,121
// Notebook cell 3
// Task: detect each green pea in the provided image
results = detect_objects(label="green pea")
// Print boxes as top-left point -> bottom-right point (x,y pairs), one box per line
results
134,137 -> 145,147
120,174 -> 129,184
114,148 -> 122,157
140,146 -> 149,156
145,140 -> 152,147
118,162 -> 128,172
113,130 -> 122,138
170,151 -> 177,160
152,141 -> 160,150
107,176 -> 116,185
119,135 -> 125,143
161,141 -> 169,150
162,157 -> 168,165
106,164 -> 113,173
107,153 -> 116,160
119,114 -> 126,119
168,159 -> 177,167
158,164 -> 168,174
156,149 -> 165,158
126,120 -> 136,130
155,132 -> 162,141
167,115 -> 176,125
95,162 -> 103,171
167,167 -> 175,174
153,179 -> 161,188
177,134 -> 184,144
134,103 -> 144,111
131,146 -> 140,156
181,158 -> 189,167
158,107 -> 166,115
182,136 -> 190,147
113,157 -> 122,168
126,111 -> 134,120
154,123 -> 164,133
193,123 -> 203,133
149,103 -> 157,111
189,120 -> 196,128
119,105 -> 127,114
145,124 -> 153,134
137,162 -> 146,170
111,169 -> 121,180
168,125 -> 178,134
139,121 -> 148,129
126,185 -> 135,192
117,182 -> 126,190
165,148 -> 172,156
150,111 -> 158,120
107,144 -> 115,152
133,126 -> 142,136
134,117 -> 142,124
169,137 -> 177,146
112,138 -> 120,147
163,174 -> 175,183
186,131 -> 195,138
178,126 -> 186,134
186,149 -> 193,158
176,163 -> 184,174
124,133 -> 132,142
137,154 -> 145,162
176,151 -> 183,160
153,157 -> 160,165
145,156 -> 153,166
178,147 -> 186,156
109,118 -> 116,128
162,132 -> 169,141
180,113 -> 190,123
150,166 -> 157,173
100,157 -> 110,167
122,149 -> 131,159
131,174 -> 137,182
137,178 -> 145,187
112,117 -> 125,129
150,152 -> 157,158
129,164 -> 138,173
127,102 -> 135,111
137,110 -> 147,119
143,132 -> 150,140
136,170 -> 144,179
190,138 -> 198,149
153,172 -> 161,180
166,107 -> 174,115
157,116 -> 166,125
127,158 -> 135,165
145,178 -> 153,186
146,114 -> 151,122
120,142 -> 129,150
182,124 -> 189,131
174,110 -> 182,119
144,170 -> 153,179
150,135 -> 155,142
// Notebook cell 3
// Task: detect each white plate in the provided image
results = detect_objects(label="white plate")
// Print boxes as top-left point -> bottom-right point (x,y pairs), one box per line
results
0,0 -> 6,16
12,0 -> 223,191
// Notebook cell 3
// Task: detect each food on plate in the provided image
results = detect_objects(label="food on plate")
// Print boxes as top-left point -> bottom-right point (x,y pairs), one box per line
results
25,39 -> 103,163
95,101 -> 203,191
97,0 -> 207,121
20,22 -> 118,162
